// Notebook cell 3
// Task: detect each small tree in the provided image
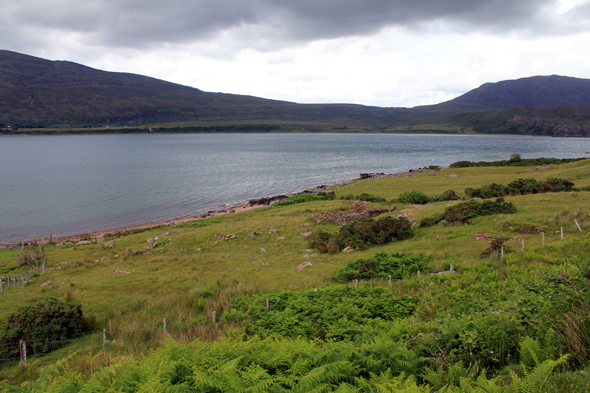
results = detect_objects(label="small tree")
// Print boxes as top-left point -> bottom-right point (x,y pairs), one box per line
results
509,153 -> 522,163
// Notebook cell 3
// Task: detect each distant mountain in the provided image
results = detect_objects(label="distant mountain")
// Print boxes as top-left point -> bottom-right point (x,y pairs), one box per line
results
2,50 -> 590,133
442,105 -> 590,137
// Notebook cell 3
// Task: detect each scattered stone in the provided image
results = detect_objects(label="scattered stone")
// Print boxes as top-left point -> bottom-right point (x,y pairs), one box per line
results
105,240 -> 116,248
277,237 -> 285,240
260,248 -> 267,252
147,238 -> 154,244
342,246 -> 354,253
302,232 -> 312,237
449,174 -> 459,178
40,281 -> 53,288
241,228 -> 249,230
95,244 -> 104,248
428,171 -> 436,176
297,261 -> 313,271
196,248 -> 202,251
262,262 -> 269,266
314,201 -> 395,225
76,241 -> 91,245
217,234 -> 238,241
269,228 -> 278,233
112,270 -> 130,274
306,249 -> 313,252
162,231 -> 173,236
93,253 -> 99,256
155,236 -> 160,241
123,248 -> 131,253
247,232 -> 257,237
303,223 -> 311,226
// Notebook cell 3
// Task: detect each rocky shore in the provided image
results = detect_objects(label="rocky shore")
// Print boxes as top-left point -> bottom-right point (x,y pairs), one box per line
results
0,166 -> 447,248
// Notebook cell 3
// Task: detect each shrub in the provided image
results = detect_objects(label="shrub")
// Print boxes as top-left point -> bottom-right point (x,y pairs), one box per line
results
317,191 -> 336,200
419,217 -> 439,227
308,216 -> 413,253
339,193 -> 385,202
398,190 -> 430,204
442,189 -> 459,201
506,178 -> 541,195
0,298 -> 83,355
275,193 -> 326,206
541,178 -> 575,192
333,251 -> 434,282
421,198 -> 517,225
467,178 -> 574,199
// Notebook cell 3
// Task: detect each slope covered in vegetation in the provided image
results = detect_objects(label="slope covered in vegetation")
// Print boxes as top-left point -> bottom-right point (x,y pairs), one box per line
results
1,159 -> 590,391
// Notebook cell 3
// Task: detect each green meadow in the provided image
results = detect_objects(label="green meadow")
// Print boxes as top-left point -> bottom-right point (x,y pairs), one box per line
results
1,159 -> 590,391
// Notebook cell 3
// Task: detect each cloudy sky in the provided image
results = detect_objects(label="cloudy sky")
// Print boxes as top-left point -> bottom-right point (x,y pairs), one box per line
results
2,0 -> 590,107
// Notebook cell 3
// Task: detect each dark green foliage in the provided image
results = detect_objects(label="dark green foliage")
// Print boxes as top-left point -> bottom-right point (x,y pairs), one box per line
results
466,178 -> 575,199
339,193 -> 385,203
398,190 -> 430,204
333,251 -> 434,282
308,217 -> 413,253
451,157 -> 586,168
231,285 -> 418,340
317,191 -> 336,200
0,298 -> 83,355
275,193 -> 327,206
423,198 -> 517,225
442,189 -> 459,201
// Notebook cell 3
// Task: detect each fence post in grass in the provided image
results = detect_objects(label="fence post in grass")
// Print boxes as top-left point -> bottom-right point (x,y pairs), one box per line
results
388,274 -> 391,285
19,341 -> 26,370
213,311 -> 217,326
501,247 -> 504,263
266,298 -> 270,311
561,226 -> 564,240
163,318 -> 167,336
103,329 -> 107,350
450,264 -> 454,273
574,219 -> 583,232
522,239 -> 524,252
417,271 -> 420,280
542,232 -> 545,245
314,287 -> 317,292
355,279 -> 358,289
1,278 -> 3,294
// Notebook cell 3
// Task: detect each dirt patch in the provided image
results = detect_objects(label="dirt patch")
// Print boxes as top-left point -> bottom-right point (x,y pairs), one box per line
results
314,201 -> 395,225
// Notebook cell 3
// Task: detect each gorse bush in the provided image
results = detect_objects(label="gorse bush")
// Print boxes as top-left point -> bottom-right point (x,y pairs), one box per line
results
340,193 -> 386,202
465,178 -> 575,199
0,298 -> 83,356
308,216 -> 413,253
333,251 -> 434,282
317,191 -> 336,200
275,193 -> 327,205
450,156 -> 585,168
420,197 -> 517,226
398,190 -> 430,204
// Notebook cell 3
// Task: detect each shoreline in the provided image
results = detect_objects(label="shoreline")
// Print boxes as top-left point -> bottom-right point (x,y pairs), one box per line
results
0,167 -> 443,248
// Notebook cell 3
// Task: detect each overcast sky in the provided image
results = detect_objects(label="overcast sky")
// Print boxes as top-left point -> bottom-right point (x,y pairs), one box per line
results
2,0 -> 590,107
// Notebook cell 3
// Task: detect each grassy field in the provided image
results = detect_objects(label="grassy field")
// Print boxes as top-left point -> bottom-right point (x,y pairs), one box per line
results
1,159 -> 590,390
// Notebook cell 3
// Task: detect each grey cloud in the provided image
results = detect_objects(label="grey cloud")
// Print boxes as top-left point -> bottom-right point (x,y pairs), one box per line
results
0,0 -> 585,53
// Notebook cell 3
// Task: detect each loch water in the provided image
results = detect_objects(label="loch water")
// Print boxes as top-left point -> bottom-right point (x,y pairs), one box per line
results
1,133 -> 589,242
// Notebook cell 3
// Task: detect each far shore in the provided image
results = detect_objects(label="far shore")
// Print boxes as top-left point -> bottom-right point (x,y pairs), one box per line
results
0,167 -> 441,248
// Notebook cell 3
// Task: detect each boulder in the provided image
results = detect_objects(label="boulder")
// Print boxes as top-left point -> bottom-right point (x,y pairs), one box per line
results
105,240 -> 116,248
297,261 -> 313,271
40,281 -> 53,288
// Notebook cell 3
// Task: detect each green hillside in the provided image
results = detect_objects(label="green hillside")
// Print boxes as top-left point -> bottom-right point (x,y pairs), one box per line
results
1,159 -> 590,391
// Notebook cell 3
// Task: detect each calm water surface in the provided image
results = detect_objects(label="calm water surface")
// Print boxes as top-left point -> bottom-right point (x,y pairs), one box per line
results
1,133 -> 589,242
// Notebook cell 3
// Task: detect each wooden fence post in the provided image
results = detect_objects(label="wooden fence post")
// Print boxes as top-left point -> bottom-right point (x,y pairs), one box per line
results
501,247 -> 504,263
574,219 -> 583,233
542,232 -> 545,245
561,226 -> 564,240
163,318 -> 167,336
388,274 -> 391,285
522,239 -> 524,252
450,264 -> 454,273
103,329 -> 107,350
20,341 -> 26,370
355,279 -> 358,289
213,311 -> 217,325
266,298 -> 270,311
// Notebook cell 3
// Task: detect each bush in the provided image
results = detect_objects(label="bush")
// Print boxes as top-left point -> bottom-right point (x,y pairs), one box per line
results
398,190 -> 431,204
466,178 -> 574,199
308,216 -> 413,253
442,189 -> 459,201
0,298 -> 83,355
333,251 -> 434,282
275,193 -> 326,206
317,191 -> 336,200
421,198 -> 517,225
339,193 -> 385,202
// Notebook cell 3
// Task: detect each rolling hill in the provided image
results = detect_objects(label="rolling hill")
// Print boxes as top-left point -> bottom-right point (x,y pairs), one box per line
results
2,49 -> 590,133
